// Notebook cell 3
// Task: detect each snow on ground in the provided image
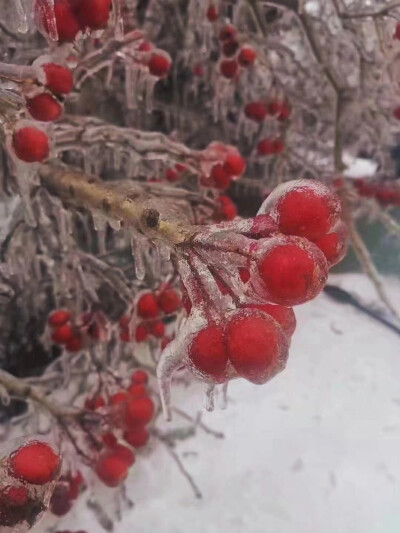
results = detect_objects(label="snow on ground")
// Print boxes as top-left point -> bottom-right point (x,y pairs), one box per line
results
38,274 -> 400,533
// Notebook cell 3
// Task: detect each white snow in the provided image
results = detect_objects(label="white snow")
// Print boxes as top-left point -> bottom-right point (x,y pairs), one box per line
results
36,274 -> 400,533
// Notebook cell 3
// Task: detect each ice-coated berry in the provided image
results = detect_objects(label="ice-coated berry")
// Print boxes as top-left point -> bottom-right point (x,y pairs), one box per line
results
12,127 -> 49,163
246,304 -> 296,337
27,93 -> 62,122
75,0 -> 111,30
43,63 -> 74,95
137,293 -> 159,319
148,53 -> 171,77
48,309 -> 70,327
123,427 -> 149,448
125,396 -> 154,427
131,370 -> 149,384
95,453 -> 129,487
188,325 -> 228,381
9,441 -> 60,485
158,289 -> 182,314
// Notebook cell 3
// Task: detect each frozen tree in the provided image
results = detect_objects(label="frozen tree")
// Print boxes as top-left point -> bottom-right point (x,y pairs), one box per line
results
0,0 -> 398,530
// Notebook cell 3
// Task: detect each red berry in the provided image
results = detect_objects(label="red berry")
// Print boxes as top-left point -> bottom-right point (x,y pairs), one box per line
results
125,396 -> 154,427
193,64 -> 205,77
1,486 -> 29,507
135,324 -> 148,342
27,93 -> 62,122
222,40 -> 239,57
128,384 -> 147,398
52,0 -> 81,42
123,427 -> 149,448
158,288 -> 182,314
50,485 -> 72,516
210,163 -> 231,189
223,151 -> 246,176
43,63 -> 74,95
137,293 -> 159,319
206,4 -> 218,22
220,59 -> 238,79
131,370 -> 149,384
273,138 -> 284,154
226,310 -> 287,384
95,453 -> 129,487
139,40 -> 152,52
244,101 -> 267,122
66,471 -> 84,499
149,320 -> 165,338
75,0 -> 111,30
119,315 -> 130,329
112,444 -> 135,467
165,168 -> 179,182
313,223 -> 347,267
148,53 -> 171,77
9,441 -> 60,485
257,138 -> 275,156
102,432 -> 118,447
85,395 -> 105,410
257,240 -> 327,306
51,324 -> 74,344
394,22 -> 400,40
238,45 -> 256,66
273,181 -> 340,240
219,24 -> 236,41
213,196 -> 237,222
109,391 -> 129,406
246,303 -> 296,337
277,102 -> 291,121
48,309 -> 70,327
120,328 -> 131,342
393,106 -> 400,120
188,325 -> 227,380
65,335 -> 83,352
12,127 -> 49,163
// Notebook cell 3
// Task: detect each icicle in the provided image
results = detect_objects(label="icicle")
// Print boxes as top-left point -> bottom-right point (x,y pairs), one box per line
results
131,235 -> 145,280
0,385 -> 10,406
145,75 -> 157,114
112,0 -> 124,41
108,218 -> 121,231
203,383 -> 215,412
14,165 -> 38,227
157,340 -> 185,421
125,64 -> 141,110
220,382 -> 228,410
15,0 -> 29,33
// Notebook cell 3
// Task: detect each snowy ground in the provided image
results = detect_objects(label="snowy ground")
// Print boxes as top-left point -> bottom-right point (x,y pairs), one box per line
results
37,274 -> 400,533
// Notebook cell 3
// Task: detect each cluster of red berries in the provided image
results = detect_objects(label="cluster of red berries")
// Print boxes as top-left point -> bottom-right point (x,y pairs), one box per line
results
218,25 -> 257,80
84,371 -> 153,487
119,287 -> 181,346
352,178 -> 400,206
48,308 -> 102,352
201,143 -> 246,190
213,195 -> 238,222
12,62 -> 73,163
50,471 -> 85,516
38,0 -> 112,42
257,137 -> 285,157
244,99 -> 291,123
182,180 -> 347,386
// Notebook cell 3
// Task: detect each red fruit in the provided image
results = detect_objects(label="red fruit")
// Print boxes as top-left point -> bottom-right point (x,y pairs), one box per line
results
43,63 -> 74,95
273,182 -> 340,240
128,384 -> 147,398
165,168 -> 179,182
394,22 -> 400,40
226,310 -> 287,384
210,164 -> 231,189
393,107 -> 400,121
119,315 -> 130,329
239,267 -> 250,283
125,396 -> 154,427
131,370 -> 149,384
112,444 -> 135,467
313,223 -> 348,267
220,59 -> 238,79
50,485 -> 72,516
109,391 -> 129,406
257,138 -> 275,156
75,0 -> 111,30
1,486 -> 29,507
123,427 -> 149,448
193,64 -> 205,77
188,325 -> 227,380
222,40 -> 239,57
27,93 -> 62,122
12,127 -> 49,163
223,151 -> 246,176
246,304 -> 296,337
95,453 -> 129,487
84,395 -> 105,410
65,335 -> 83,352
66,471 -> 84,499
213,196 -> 237,222
268,100 -> 290,120
137,293 -> 159,319
52,0 -> 81,41
102,432 -> 118,447
120,328 -> 131,342
149,320 -> 165,338
219,24 -> 236,41
51,324 -> 74,344
135,324 -> 148,342
158,288 -> 182,314
257,241 -> 327,306
9,441 -> 60,485
278,103 -> 291,121
244,101 -> 267,122
48,309 -> 70,327
148,53 -> 171,77
273,138 -> 284,154
238,45 -> 256,66
206,4 -> 218,22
